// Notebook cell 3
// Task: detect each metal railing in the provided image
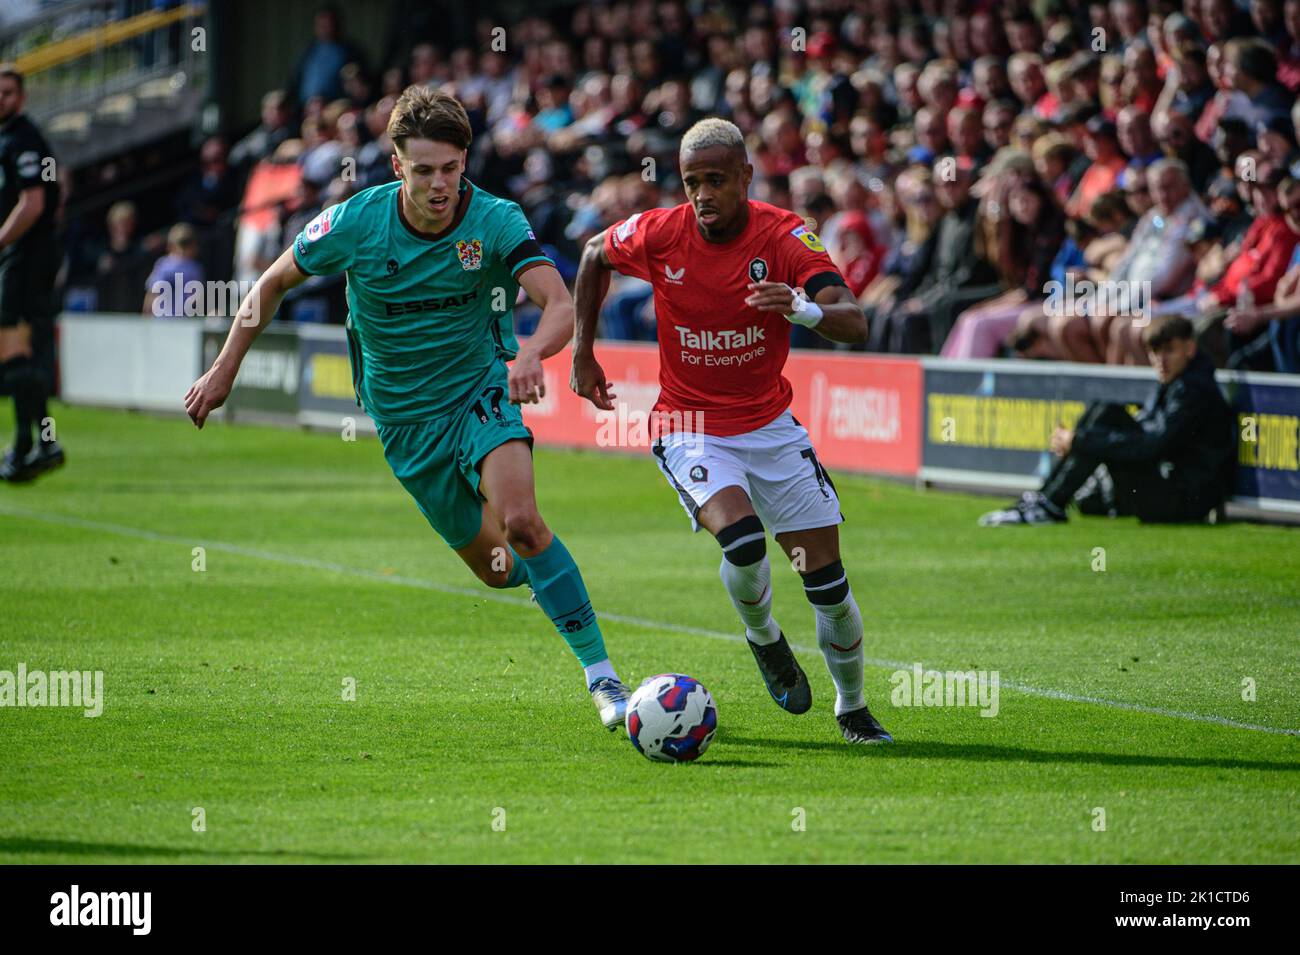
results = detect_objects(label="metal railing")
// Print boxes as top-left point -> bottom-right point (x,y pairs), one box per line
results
1,1 -> 208,124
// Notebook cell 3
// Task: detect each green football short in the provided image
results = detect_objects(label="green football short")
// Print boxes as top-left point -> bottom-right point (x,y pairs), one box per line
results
376,360 -> 532,550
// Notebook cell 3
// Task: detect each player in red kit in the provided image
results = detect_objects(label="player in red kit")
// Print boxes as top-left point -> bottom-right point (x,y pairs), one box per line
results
572,118 -> 892,744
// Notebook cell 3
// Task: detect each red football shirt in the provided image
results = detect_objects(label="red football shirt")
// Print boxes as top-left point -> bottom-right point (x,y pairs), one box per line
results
604,200 -> 844,436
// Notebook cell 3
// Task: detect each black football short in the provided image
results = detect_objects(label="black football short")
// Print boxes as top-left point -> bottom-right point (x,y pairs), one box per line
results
0,235 -> 60,329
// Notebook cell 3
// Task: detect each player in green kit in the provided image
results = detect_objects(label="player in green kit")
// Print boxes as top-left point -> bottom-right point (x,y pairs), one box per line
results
184,87 -> 631,731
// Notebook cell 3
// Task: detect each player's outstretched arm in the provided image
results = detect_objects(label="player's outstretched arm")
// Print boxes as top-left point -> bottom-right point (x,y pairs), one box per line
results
744,281 -> 868,344
571,230 -> 617,411
511,263 -> 574,405
183,246 -> 309,429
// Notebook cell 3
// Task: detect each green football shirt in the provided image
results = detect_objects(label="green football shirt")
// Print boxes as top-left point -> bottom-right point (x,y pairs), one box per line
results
292,178 -> 552,423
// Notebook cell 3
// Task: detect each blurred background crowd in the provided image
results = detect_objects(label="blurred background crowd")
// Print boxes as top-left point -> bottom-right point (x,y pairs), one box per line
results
60,0 -> 1300,372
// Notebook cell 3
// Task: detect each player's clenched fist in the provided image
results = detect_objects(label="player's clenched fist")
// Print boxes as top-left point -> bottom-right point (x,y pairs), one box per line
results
184,366 -> 234,429
570,351 -> 617,411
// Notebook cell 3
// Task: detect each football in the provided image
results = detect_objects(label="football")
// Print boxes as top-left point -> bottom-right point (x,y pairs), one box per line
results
625,674 -> 718,763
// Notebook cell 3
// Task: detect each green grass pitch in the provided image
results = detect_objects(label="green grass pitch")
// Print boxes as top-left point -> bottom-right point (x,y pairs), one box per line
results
1,403 -> 1297,864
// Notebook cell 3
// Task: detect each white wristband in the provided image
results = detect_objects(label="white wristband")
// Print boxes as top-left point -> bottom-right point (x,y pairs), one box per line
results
786,291 -> 824,328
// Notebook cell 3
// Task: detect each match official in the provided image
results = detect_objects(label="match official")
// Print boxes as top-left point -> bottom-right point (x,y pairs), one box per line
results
0,64 -> 63,482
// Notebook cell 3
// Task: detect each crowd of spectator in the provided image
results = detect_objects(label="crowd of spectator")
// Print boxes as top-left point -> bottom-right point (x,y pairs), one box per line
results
66,0 -> 1300,373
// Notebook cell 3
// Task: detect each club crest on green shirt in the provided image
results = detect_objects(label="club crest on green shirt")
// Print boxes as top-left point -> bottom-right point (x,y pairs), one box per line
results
456,238 -> 483,270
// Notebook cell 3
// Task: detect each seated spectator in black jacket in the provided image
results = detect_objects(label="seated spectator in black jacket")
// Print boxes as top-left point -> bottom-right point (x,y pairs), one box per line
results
175,137 -> 241,229
980,316 -> 1234,525
868,162 -> 999,354
229,90 -> 293,180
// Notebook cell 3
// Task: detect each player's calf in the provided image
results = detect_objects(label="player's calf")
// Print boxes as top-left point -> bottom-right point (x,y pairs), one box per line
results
455,516 -> 531,589
716,515 -> 781,645
466,551 -> 529,590
800,560 -> 867,716
801,560 -> 894,743
516,527 -> 627,723
479,442 -> 625,728
717,515 -> 811,713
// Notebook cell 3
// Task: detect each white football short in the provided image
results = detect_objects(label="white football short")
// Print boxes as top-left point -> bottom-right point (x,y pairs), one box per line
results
651,410 -> 844,534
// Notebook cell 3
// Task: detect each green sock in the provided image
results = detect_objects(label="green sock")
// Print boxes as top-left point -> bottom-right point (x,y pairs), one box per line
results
520,535 -> 608,667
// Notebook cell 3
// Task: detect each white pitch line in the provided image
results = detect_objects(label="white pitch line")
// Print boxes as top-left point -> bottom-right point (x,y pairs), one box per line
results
4,502 -> 1298,738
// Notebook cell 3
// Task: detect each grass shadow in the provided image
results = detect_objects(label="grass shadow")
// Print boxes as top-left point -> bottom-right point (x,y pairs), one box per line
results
0,836 -> 363,862
722,736 -> 1300,772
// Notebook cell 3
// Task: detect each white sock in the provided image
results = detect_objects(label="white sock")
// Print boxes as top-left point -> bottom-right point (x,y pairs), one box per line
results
720,554 -> 782,645
813,590 -> 866,715
584,659 -> 618,689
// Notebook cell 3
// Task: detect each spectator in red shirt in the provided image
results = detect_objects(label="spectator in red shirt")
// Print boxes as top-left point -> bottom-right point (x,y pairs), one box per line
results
1205,166 -> 1299,310
829,211 -> 883,298
1113,166 -> 1300,362
1226,176 -> 1300,369
1067,116 -> 1127,218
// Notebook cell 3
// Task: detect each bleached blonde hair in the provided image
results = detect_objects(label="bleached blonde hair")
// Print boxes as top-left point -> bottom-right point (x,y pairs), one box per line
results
680,117 -> 746,158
